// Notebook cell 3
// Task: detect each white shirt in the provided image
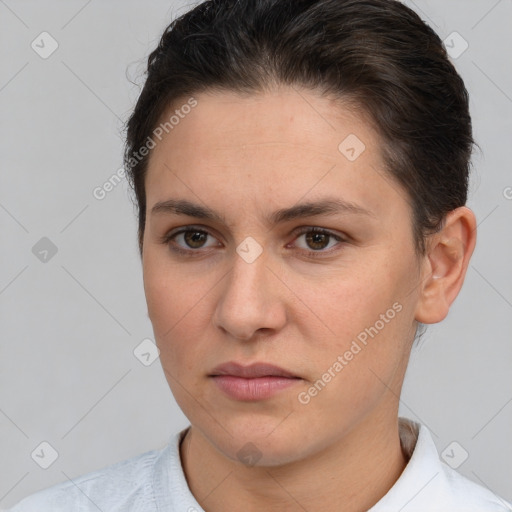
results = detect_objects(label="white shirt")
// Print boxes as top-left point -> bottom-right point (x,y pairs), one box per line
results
6,418 -> 511,511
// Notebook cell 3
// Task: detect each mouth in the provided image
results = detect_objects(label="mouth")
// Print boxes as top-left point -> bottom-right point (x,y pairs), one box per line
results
210,361 -> 300,379
209,362 -> 302,401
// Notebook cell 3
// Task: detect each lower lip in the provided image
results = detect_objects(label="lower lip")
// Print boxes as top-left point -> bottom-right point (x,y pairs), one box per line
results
211,375 -> 300,401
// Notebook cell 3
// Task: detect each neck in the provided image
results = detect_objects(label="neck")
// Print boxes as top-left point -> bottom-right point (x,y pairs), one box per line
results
180,412 -> 408,512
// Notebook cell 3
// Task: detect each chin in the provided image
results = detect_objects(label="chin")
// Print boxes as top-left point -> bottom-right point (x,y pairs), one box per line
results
204,417 -> 308,467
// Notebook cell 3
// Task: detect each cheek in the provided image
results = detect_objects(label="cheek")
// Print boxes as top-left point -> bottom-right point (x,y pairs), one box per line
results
298,261 -> 402,341
292,274 -> 412,432
143,256 -> 217,376
144,249 -> 201,329
294,253 -> 415,382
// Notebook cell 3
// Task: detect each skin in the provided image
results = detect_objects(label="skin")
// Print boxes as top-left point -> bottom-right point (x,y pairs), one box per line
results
141,86 -> 476,512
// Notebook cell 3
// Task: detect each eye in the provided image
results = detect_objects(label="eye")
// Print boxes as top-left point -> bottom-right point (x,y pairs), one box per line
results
161,225 -> 346,258
291,227 -> 345,254
162,227 -> 221,254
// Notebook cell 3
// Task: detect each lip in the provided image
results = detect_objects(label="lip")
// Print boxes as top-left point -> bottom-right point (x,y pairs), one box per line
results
210,361 -> 299,379
210,362 -> 302,401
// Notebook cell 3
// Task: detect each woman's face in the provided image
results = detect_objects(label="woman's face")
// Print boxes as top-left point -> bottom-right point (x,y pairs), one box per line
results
142,87 -> 423,465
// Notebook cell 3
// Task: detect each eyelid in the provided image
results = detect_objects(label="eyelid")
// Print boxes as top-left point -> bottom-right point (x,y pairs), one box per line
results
291,226 -> 346,241
161,223 -> 217,236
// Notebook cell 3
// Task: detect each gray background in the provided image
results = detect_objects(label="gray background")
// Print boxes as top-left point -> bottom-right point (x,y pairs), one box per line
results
1,0 -> 511,508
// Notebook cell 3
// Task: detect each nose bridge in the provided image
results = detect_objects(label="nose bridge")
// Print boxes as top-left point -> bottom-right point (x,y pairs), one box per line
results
213,243 -> 284,340
224,244 -> 270,309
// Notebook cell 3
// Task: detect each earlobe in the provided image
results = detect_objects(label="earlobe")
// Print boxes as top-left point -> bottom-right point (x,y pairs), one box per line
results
414,207 -> 477,324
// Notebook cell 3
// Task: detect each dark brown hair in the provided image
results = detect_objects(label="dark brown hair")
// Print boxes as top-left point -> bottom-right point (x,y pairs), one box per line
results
124,0 -> 475,258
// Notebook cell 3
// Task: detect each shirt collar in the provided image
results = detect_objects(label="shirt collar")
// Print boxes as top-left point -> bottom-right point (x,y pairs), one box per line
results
367,417 -> 443,510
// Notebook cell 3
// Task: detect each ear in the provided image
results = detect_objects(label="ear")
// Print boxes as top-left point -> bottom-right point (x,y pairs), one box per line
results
415,206 -> 477,324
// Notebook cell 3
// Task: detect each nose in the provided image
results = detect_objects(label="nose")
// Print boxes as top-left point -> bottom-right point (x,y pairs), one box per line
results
212,246 -> 287,342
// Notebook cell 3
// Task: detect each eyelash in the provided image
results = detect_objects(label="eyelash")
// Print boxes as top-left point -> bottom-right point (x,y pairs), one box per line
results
160,225 -> 347,259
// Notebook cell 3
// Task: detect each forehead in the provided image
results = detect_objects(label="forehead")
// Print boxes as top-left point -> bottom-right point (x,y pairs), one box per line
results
155,88 -> 377,155
145,87 -> 405,218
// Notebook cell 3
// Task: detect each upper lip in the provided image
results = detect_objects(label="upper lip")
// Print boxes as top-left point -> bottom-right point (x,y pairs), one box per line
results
210,362 -> 299,379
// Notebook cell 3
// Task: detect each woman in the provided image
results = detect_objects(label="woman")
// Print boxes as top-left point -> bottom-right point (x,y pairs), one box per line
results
8,0 -> 511,510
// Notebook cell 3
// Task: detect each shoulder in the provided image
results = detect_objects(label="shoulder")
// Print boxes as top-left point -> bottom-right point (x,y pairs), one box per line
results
374,418 -> 512,511
6,445 -> 166,512
436,462 -> 512,511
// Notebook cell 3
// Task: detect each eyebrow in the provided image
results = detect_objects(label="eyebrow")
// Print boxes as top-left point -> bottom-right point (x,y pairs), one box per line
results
151,196 -> 375,226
